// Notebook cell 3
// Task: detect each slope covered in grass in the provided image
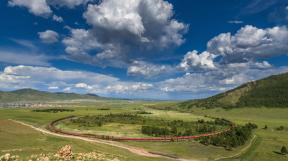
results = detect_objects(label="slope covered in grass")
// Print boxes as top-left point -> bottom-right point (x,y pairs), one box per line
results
0,88 -> 102,102
179,72 -> 288,109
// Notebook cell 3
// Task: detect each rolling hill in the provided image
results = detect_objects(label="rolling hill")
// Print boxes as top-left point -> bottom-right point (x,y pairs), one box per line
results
0,88 -> 103,102
179,72 -> 288,109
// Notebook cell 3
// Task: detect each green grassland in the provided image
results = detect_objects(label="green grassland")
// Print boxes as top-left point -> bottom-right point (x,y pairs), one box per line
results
0,120 -> 167,161
0,100 -> 288,161
56,113 -> 226,138
191,108 -> 288,161
57,122 -> 148,138
125,106 -> 288,161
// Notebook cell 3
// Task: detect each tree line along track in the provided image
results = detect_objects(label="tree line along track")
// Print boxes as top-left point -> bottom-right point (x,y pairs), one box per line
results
47,116 -> 234,142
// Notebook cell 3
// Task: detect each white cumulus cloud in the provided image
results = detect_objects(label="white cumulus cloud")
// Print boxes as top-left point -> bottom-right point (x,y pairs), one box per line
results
8,0 -> 52,17
52,15 -> 63,22
75,83 -> 92,90
178,50 -> 216,71
0,65 -> 156,97
207,25 -> 288,63
106,83 -> 153,93
38,30 -> 59,43
63,0 -> 187,68
48,86 -> 59,90
127,61 -> 174,78
48,0 -> 91,8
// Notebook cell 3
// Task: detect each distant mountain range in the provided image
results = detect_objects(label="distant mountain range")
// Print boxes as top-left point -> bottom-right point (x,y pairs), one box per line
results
179,72 -> 288,109
2,72 -> 288,107
0,88 -> 102,102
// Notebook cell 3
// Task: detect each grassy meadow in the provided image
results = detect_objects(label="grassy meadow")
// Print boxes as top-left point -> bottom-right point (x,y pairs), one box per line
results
0,120 -> 167,161
0,100 -> 287,161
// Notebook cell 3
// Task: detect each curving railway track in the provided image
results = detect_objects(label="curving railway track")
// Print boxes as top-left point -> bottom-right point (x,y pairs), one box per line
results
47,116 -> 233,142
10,119 -> 199,161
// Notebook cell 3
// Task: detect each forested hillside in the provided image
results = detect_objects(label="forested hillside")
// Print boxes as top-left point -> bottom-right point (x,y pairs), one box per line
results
179,72 -> 288,109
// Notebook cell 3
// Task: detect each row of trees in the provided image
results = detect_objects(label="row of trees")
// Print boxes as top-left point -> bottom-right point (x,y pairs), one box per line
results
32,108 -> 74,113
197,123 -> 257,149
71,113 -> 145,127
141,125 -> 199,137
141,123 -> 220,137
70,114 -> 230,137
141,126 -> 170,136
135,110 -> 153,114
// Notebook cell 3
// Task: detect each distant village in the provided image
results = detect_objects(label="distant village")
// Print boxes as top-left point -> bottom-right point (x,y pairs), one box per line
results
0,102 -> 64,108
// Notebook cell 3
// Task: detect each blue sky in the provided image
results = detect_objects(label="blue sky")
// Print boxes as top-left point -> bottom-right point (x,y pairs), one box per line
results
0,0 -> 288,100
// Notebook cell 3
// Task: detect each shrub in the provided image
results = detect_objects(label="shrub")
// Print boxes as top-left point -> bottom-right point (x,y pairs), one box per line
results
281,146 -> 288,155
276,126 -> 285,131
136,110 -> 152,114
141,126 -> 170,136
98,108 -> 110,110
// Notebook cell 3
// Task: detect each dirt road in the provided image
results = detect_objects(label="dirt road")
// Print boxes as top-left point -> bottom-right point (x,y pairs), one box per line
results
10,119 -> 198,161
213,135 -> 258,161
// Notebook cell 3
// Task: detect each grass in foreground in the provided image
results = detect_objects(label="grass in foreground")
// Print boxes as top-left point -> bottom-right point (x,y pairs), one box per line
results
0,119 -> 168,161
